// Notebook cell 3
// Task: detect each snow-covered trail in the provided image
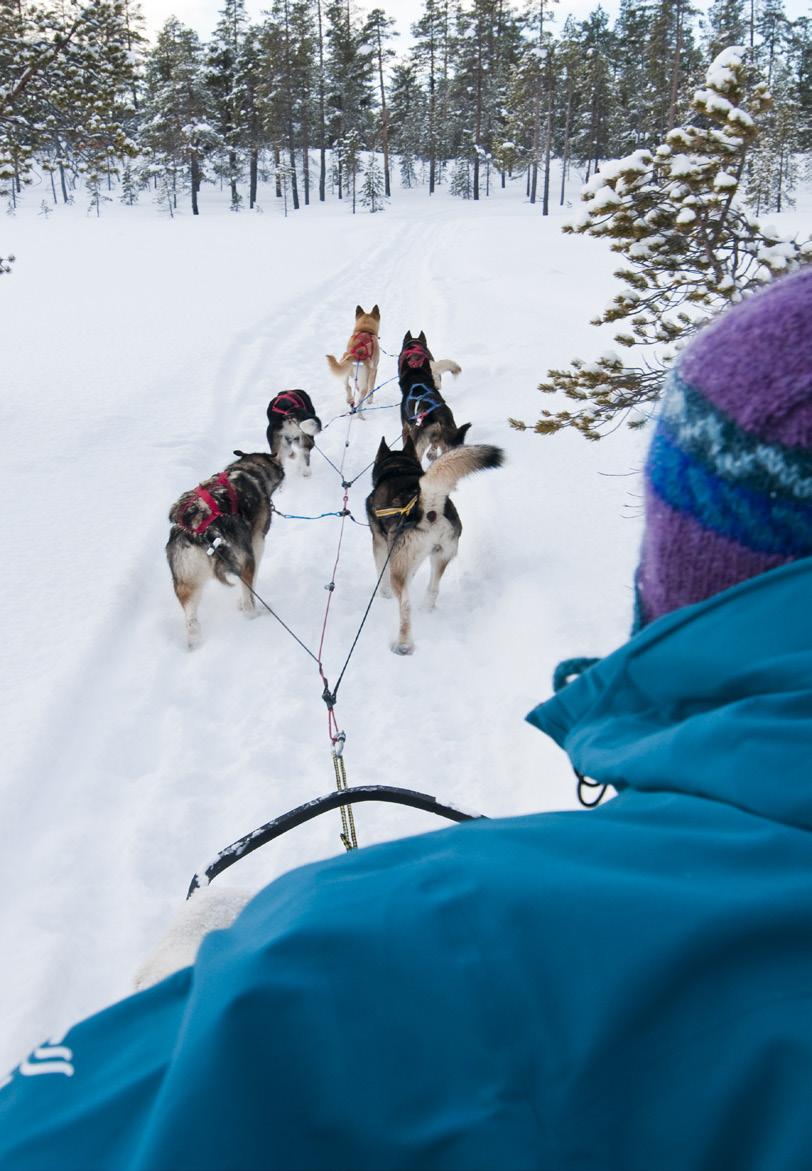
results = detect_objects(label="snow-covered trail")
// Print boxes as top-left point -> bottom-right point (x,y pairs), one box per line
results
2,187 -> 647,1068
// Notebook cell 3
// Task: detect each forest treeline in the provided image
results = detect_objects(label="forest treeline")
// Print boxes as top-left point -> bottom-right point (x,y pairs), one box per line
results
0,0 -> 810,217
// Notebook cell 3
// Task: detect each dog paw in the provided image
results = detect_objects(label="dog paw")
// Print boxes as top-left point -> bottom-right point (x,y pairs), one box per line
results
391,640 -> 415,656
302,466 -> 312,478
421,593 -> 438,612
379,584 -> 393,599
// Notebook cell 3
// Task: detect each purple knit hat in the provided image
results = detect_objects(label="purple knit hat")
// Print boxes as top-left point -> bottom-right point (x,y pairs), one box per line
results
636,266 -> 812,628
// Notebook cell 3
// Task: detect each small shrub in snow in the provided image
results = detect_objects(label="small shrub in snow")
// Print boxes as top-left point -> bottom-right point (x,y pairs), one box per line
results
514,48 -> 812,441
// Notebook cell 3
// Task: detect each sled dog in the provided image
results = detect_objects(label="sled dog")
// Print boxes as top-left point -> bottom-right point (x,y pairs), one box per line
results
399,331 -> 467,463
365,435 -> 504,655
326,304 -> 381,413
166,451 -> 284,649
266,389 -> 322,477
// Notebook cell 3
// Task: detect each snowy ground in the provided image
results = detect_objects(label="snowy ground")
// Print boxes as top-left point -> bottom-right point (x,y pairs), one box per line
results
2,169 -> 808,1071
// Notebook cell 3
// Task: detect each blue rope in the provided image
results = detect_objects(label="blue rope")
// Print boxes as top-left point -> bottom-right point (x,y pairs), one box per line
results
274,508 -> 349,521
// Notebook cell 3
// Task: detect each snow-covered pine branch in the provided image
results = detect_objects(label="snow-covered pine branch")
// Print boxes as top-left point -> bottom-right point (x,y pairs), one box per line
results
516,47 -> 812,442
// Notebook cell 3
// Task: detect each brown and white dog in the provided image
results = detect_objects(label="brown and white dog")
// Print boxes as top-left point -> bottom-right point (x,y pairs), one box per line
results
166,451 -> 284,648
365,435 -> 504,654
399,330 -> 467,463
326,304 -> 381,413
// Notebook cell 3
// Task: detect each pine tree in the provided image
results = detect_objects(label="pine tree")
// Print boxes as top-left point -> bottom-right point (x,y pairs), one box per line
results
389,62 -> 424,187
412,0 -> 448,193
360,152 -> 385,210
364,9 -> 397,197
449,155 -> 472,196
0,1 -> 138,210
141,18 -> 218,215
515,48 -> 812,440
325,0 -> 372,200
206,0 -> 250,211
705,0 -> 746,60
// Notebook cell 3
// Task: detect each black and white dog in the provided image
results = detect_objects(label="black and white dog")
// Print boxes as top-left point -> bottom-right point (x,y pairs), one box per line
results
266,390 -> 322,476
366,435 -> 504,655
166,451 -> 284,648
399,331 -> 466,463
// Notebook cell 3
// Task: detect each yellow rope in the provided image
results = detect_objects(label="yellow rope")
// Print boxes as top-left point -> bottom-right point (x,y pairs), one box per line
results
332,748 -> 358,851
373,494 -> 418,520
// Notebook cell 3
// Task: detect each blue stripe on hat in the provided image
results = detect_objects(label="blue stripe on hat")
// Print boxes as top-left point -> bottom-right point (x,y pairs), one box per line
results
659,372 -> 812,503
647,428 -> 812,557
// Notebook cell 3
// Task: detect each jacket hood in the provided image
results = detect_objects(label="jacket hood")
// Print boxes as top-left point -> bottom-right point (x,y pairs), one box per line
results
528,557 -> 812,831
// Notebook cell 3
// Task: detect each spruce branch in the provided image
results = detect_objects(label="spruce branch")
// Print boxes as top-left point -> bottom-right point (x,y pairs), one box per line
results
520,48 -> 812,441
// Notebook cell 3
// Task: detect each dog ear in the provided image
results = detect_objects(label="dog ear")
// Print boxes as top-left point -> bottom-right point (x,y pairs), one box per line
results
418,330 -> 427,345
402,330 -> 412,348
355,305 -> 364,318
403,434 -> 419,461
233,449 -> 246,458
371,304 -> 380,319
376,436 -> 390,461
455,423 -> 472,446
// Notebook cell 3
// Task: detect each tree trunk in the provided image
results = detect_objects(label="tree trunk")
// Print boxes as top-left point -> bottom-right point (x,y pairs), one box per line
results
667,0 -> 684,132
375,24 -> 391,197
317,0 -> 327,201
288,136 -> 299,210
275,144 -> 282,197
472,29 -> 482,201
541,51 -> 555,216
302,112 -> 310,205
191,154 -> 200,215
249,148 -> 258,208
428,38 -> 436,195
228,149 -> 238,208
560,68 -> 572,206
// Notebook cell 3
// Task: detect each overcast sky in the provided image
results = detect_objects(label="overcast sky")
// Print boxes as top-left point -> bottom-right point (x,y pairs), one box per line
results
139,0 -> 810,44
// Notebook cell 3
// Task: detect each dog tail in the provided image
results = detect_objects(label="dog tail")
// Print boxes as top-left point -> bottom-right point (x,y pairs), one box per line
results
432,359 -> 462,380
211,537 -> 240,587
420,444 -> 504,501
326,354 -> 353,377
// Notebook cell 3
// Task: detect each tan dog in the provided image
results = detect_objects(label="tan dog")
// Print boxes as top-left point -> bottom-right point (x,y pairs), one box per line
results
326,304 -> 381,413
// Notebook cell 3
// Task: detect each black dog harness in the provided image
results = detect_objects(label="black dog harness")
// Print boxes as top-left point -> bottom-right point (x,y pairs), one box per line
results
269,391 -> 309,417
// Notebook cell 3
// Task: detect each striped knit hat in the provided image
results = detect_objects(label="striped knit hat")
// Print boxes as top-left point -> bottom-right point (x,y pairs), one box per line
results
636,266 -> 812,628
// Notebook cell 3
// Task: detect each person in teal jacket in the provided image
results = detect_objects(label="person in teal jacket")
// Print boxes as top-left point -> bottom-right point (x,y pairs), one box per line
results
1,268 -> 811,1171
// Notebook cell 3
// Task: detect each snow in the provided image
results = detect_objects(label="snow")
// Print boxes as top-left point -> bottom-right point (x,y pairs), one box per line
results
2,166 -> 810,1076
705,47 -> 744,91
587,185 -> 622,212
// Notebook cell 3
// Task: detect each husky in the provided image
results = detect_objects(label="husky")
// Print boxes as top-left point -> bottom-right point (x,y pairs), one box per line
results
399,331 -> 467,463
365,435 -> 504,655
326,304 -> 381,413
266,389 -> 322,477
166,451 -> 284,649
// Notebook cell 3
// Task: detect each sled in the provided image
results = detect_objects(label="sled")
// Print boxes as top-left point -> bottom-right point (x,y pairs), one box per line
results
187,785 -> 486,898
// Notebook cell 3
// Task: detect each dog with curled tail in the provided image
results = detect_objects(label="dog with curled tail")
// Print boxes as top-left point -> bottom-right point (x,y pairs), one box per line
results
366,435 -> 504,655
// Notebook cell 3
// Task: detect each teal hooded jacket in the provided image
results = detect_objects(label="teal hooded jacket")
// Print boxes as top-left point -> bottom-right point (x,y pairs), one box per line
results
1,557 -> 811,1171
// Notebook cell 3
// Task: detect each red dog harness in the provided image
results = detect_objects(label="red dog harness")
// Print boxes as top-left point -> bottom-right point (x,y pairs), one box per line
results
399,343 -> 430,373
348,331 -> 376,363
188,472 -> 238,535
269,391 -> 308,416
